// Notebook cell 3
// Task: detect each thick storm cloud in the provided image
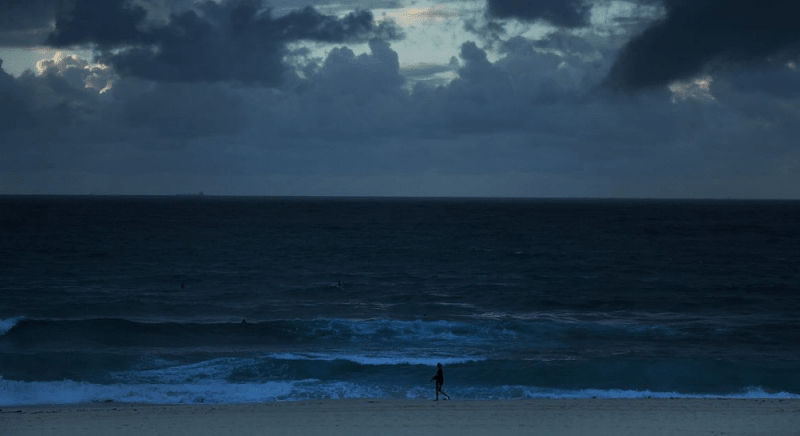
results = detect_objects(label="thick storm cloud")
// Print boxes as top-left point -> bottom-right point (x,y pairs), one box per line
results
3,0 -> 800,197
485,0 -> 590,28
0,59 -> 36,131
0,0 -> 58,45
47,0 -> 403,84
47,0 -> 147,48
606,0 -> 800,91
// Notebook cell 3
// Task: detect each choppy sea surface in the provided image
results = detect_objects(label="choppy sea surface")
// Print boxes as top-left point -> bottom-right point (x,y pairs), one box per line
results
1,196 -> 799,405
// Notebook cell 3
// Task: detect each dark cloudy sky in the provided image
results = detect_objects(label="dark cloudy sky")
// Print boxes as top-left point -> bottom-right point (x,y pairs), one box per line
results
1,0 -> 799,197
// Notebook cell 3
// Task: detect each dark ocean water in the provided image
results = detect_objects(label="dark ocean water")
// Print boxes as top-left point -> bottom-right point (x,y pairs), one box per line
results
1,196 -> 799,405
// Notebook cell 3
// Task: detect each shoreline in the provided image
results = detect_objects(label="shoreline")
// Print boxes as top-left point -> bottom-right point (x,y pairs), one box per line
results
3,398 -> 799,436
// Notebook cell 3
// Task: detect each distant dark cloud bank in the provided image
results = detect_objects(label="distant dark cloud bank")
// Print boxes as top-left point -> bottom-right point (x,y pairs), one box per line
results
1,0 -> 799,198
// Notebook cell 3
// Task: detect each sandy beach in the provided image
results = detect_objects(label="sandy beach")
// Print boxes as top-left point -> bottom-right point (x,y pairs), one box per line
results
2,398 -> 799,436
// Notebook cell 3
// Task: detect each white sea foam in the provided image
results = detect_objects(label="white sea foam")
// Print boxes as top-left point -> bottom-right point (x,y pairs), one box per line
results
2,377 -> 797,406
0,377 -> 303,406
322,318 -> 518,343
0,377 -> 391,406
113,357 -> 255,384
268,352 -> 485,366
106,353 -> 483,387
453,385 -> 800,400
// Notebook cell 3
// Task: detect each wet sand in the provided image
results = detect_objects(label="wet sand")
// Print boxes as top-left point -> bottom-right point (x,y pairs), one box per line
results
2,398 -> 799,436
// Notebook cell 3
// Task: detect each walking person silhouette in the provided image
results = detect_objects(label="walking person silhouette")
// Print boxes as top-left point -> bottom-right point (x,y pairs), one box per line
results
431,363 -> 451,400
